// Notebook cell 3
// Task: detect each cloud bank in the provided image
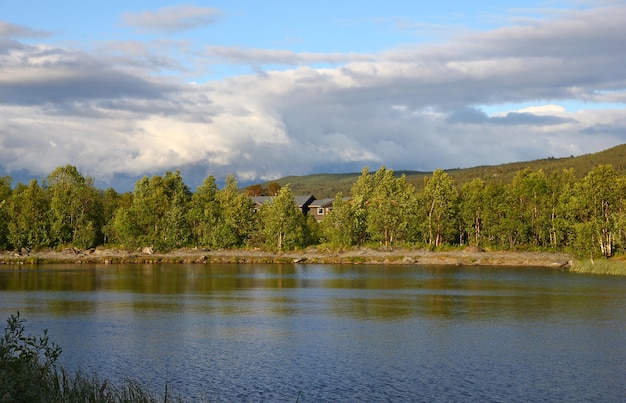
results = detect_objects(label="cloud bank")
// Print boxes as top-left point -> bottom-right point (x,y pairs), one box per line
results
1,4 -> 625,190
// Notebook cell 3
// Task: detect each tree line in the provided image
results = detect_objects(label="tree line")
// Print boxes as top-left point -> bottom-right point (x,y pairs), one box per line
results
1,164 -> 625,258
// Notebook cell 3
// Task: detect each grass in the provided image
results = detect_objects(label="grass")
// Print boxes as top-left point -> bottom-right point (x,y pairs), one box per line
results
0,312 -> 182,403
569,257 -> 626,275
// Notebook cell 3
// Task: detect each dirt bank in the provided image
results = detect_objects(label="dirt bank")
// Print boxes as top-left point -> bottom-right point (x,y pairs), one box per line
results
0,246 -> 574,268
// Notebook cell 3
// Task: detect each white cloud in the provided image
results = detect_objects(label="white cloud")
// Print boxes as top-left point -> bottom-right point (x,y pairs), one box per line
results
514,105 -> 567,115
1,4 -> 626,189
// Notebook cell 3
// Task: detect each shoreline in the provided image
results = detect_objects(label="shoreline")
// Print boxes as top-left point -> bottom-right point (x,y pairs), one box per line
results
0,246 -> 574,267
2,246 -> 625,275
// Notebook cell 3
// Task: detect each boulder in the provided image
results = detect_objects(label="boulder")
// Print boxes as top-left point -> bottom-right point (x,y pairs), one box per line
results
141,246 -> 154,255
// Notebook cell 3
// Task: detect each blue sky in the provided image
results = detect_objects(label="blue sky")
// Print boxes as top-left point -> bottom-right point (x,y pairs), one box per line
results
1,1 -> 625,190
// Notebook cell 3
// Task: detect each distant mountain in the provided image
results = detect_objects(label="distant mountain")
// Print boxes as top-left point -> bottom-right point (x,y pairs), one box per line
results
263,144 -> 626,198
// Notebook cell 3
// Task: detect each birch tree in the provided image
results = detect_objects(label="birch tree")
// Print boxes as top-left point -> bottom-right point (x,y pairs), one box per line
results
214,175 -> 256,248
459,178 -> 486,246
321,193 -> 353,247
0,177 -> 11,249
7,180 -> 51,249
422,169 -> 458,247
112,171 -> 191,250
261,185 -> 303,250
188,175 -> 220,247
46,165 -> 103,248
573,165 -> 621,258
366,169 -> 415,246
349,167 -> 374,245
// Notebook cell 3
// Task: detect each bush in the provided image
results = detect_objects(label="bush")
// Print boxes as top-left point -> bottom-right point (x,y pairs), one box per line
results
0,312 -> 180,402
0,312 -> 62,402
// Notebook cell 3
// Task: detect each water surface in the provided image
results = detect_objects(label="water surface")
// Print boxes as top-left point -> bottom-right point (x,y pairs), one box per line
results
1,264 -> 624,401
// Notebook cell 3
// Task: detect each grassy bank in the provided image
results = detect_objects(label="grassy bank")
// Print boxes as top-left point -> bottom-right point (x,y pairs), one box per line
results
569,257 -> 626,275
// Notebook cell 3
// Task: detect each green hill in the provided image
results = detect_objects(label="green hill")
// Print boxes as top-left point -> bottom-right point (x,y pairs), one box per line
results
264,144 -> 626,198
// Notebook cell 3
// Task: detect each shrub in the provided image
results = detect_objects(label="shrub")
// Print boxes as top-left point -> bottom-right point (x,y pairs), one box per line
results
0,312 -> 180,402
0,312 -> 62,402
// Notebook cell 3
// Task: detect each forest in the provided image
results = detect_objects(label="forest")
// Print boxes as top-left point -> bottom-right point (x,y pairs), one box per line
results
0,163 -> 625,259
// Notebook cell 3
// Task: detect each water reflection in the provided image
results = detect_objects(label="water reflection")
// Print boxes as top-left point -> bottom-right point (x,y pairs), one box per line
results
1,264 -> 623,322
1,263 -> 625,401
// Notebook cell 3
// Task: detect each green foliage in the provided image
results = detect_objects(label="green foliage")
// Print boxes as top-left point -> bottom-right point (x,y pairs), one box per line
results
303,214 -> 322,246
349,167 -> 374,245
188,176 -> 220,246
0,176 -> 11,249
214,175 -> 256,248
2,145 -> 626,257
421,169 -> 459,247
260,185 -> 305,250
101,187 -> 129,245
545,169 -> 577,249
6,180 -> 51,250
459,178 -> 486,246
321,193 -> 354,247
0,313 -> 180,402
571,165 -> 623,258
111,171 -> 191,251
366,168 -> 416,246
46,165 -> 103,249
0,312 -> 62,402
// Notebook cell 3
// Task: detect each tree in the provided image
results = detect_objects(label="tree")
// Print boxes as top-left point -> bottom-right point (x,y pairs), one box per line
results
188,176 -> 220,246
7,180 -> 51,250
46,165 -> 102,249
321,193 -> 353,247
546,169 -> 577,249
303,214 -> 322,247
214,175 -> 256,248
349,167 -> 374,245
260,185 -> 304,250
480,180 -> 514,249
100,188 -> 131,244
421,169 -> 459,247
109,207 -> 141,249
572,165 -> 621,258
111,171 -> 191,250
267,182 -> 281,196
245,184 -> 264,196
459,178 -> 486,246
0,177 -> 11,249
613,176 -> 626,254
508,168 -> 550,247
366,169 -> 415,246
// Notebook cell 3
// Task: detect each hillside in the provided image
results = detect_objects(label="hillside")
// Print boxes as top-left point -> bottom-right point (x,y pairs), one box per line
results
264,144 -> 626,198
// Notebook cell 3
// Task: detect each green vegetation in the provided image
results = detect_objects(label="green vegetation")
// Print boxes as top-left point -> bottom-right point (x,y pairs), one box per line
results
569,258 -> 626,275
1,312 -> 178,402
259,185 -> 306,250
0,145 -> 626,263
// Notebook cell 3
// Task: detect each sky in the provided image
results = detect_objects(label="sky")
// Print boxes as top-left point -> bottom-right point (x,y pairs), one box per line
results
1,1 -> 625,191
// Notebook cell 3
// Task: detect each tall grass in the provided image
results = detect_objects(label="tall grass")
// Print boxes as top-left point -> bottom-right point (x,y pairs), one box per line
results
0,312 -> 181,402
569,257 -> 626,275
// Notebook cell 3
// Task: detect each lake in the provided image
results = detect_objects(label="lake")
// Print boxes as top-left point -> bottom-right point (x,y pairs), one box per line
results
1,263 -> 625,401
